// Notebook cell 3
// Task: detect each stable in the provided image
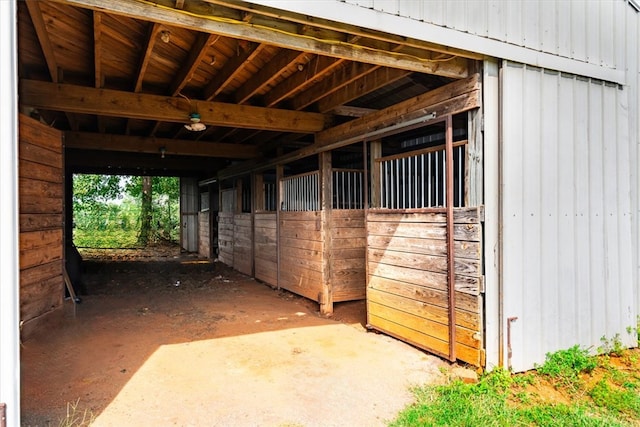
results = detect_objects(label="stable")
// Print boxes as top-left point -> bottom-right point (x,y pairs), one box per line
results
2,2 -> 640,419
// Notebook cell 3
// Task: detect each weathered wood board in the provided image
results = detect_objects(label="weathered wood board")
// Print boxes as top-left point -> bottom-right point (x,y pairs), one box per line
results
217,211 -> 234,266
278,211 -> 324,302
198,211 -> 210,258
367,206 -> 484,367
19,114 -> 64,339
254,212 -> 277,286
233,213 -> 253,276
331,210 -> 366,301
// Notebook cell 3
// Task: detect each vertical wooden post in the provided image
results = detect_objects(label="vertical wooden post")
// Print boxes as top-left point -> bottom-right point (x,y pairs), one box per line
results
445,114 -> 457,362
320,151 -> 333,315
254,173 -> 264,213
275,163 -> 283,290
369,140 -> 382,208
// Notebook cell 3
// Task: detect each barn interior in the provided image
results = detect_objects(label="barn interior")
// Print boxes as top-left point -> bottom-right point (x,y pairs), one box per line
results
17,0 -> 483,366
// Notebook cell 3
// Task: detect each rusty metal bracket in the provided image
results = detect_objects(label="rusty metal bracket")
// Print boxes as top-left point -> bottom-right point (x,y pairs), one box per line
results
507,316 -> 518,371
1,402 -> 6,427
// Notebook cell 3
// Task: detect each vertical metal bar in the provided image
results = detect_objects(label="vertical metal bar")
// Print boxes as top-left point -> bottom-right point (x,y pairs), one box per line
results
401,157 -> 406,209
428,153 -> 432,207
420,154 -> 425,208
445,114 -> 457,362
435,152 -> 439,206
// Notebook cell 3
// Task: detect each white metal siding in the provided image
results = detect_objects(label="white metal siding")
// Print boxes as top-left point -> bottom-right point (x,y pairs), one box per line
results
345,0 -> 625,70
0,0 -> 20,422
180,177 -> 199,253
501,62 -> 637,372
255,0 -> 630,83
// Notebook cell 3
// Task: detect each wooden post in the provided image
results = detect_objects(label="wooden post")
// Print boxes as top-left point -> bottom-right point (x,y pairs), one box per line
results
275,163 -> 283,290
445,114 -> 457,362
369,140 -> 382,208
319,151 -> 333,315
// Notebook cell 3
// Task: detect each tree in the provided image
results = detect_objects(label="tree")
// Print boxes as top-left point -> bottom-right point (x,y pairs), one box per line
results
138,176 -> 153,245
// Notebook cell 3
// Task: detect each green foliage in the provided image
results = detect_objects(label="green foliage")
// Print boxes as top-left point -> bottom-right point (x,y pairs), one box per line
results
589,379 -> 640,418
390,366 -> 622,427
536,345 -> 597,390
599,334 -> 625,357
72,174 -> 180,248
391,346 -> 640,427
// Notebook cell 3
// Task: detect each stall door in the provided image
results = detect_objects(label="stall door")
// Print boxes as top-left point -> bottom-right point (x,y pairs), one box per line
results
180,177 -> 198,253
366,141 -> 484,367
217,188 -> 235,266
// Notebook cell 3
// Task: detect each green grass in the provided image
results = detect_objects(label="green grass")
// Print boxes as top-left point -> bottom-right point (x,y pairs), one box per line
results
73,228 -> 140,248
390,345 -> 640,427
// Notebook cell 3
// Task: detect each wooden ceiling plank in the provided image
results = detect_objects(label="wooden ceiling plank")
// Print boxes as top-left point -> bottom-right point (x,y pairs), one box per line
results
25,0 -> 59,83
134,22 -> 162,93
202,41 -> 260,100
264,55 -> 343,107
50,0 -> 469,77
21,79 -> 328,133
234,49 -> 306,104
317,67 -> 412,113
65,131 -> 258,158
170,33 -> 220,96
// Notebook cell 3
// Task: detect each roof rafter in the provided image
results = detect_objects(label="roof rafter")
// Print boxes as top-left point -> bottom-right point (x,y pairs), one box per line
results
203,41 -> 262,100
49,0 -> 470,77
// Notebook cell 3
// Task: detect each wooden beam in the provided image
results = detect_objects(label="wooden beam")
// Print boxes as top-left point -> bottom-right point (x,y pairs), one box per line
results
25,0 -> 58,83
169,33 -> 220,96
218,74 -> 480,179
20,80 -> 328,133
50,0 -> 469,77
234,49 -> 307,104
93,11 -> 103,89
65,131 -> 259,159
317,67 -> 411,113
134,23 -> 162,93
204,0 -> 483,60
316,73 -> 480,147
203,41 -> 261,100
264,55 -> 343,107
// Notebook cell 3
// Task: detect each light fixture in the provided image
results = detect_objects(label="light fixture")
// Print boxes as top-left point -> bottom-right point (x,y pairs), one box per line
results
160,147 -> 166,158
160,30 -> 171,43
184,112 -> 206,132
178,93 -> 207,132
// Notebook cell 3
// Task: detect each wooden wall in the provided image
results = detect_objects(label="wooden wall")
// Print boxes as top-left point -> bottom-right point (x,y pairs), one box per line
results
279,211 -> 324,302
198,211 -> 209,258
367,207 -> 484,366
330,210 -> 366,302
19,114 -> 64,338
217,189 -> 235,265
254,212 -> 277,286
233,213 -> 252,276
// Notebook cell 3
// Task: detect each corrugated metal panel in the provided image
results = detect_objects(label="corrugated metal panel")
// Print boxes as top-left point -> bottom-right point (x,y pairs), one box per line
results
501,62 -> 637,372
344,0 -> 627,72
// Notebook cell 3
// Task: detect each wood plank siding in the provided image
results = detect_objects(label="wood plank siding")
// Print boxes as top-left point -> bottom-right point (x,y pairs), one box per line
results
233,213 -> 253,276
367,207 -> 484,366
254,212 -> 277,286
198,211 -> 210,258
331,210 -> 366,301
278,211 -> 324,301
19,114 -> 64,338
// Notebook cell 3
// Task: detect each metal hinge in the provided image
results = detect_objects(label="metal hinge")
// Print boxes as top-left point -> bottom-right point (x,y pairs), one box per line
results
1,402 -> 6,427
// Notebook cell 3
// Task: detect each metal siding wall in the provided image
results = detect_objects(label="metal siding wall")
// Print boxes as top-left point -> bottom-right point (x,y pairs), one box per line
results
501,63 -> 637,372
344,0 -> 627,72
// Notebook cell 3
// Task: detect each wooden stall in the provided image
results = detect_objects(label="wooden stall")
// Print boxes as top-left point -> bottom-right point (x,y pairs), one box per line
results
367,207 -> 484,366
277,155 -> 367,313
217,188 -> 235,266
18,114 -> 65,339
366,120 -> 485,367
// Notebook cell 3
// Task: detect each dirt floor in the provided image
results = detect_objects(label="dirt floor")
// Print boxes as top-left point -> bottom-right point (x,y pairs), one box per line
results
21,244 -> 466,427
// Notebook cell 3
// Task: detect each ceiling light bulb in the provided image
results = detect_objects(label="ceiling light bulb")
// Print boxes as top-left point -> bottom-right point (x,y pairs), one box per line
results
184,122 -> 206,131
160,30 -> 171,43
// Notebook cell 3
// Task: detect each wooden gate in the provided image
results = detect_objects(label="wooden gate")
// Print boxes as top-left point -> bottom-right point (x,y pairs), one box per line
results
366,122 -> 484,367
